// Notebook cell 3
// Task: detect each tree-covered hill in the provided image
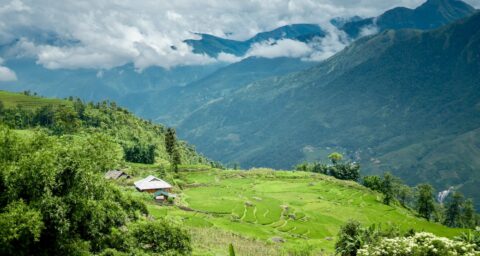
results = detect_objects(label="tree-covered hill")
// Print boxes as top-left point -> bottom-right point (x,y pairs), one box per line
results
0,90 -> 210,166
0,90 -> 474,255
177,12 -> 480,206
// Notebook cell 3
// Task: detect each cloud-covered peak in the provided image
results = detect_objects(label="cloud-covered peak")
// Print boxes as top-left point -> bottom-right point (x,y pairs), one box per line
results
0,0 -> 478,70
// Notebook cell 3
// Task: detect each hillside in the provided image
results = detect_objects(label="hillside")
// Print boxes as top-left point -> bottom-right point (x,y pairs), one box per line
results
177,12 -> 480,205
129,167 -> 464,254
132,57 -> 316,124
0,90 -> 466,255
341,0 -> 476,37
0,91 -> 209,166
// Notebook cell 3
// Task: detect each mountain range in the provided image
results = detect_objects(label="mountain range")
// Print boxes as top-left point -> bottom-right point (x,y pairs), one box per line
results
178,11 -> 480,204
341,0 -> 476,37
1,0 -> 479,206
185,24 -> 326,57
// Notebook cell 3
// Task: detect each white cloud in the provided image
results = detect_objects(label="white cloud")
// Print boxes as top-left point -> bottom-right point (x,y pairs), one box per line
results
0,66 -> 17,81
0,57 -> 17,81
0,0 -> 31,14
0,0 -> 478,70
247,39 -> 314,59
305,25 -> 351,61
217,52 -> 243,63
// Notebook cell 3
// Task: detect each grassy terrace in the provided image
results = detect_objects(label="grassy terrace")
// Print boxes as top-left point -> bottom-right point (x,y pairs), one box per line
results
0,90 -> 69,109
121,166 -> 464,255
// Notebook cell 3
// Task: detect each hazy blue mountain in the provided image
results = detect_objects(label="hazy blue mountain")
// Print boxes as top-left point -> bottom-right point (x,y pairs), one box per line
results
341,0 -> 475,38
185,24 -> 325,57
123,57 -> 316,123
0,57 -> 225,102
177,12 -> 480,205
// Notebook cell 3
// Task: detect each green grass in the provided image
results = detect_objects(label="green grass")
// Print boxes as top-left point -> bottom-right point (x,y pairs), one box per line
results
0,90 -> 69,109
126,167 -> 465,255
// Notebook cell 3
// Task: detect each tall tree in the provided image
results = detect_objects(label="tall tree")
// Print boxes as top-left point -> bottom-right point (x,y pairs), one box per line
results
381,172 -> 395,205
328,152 -> 343,165
165,128 -> 176,157
444,192 -> 464,227
462,199 -> 476,228
396,184 -> 413,207
172,147 -> 181,173
165,128 -> 181,172
416,184 -> 435,220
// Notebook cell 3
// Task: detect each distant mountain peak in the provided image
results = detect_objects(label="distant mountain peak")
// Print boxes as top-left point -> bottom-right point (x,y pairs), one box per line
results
184,24 -> 325,58
341,0 -> 475,38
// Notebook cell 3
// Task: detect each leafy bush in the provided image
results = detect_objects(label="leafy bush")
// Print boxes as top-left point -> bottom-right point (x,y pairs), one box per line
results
131,220 -> 191,255
362,175 -> 383,191
0,126 -> 191,255
335,220 -> 405,256
358,232 -> 479,256
455,228 -> 480,251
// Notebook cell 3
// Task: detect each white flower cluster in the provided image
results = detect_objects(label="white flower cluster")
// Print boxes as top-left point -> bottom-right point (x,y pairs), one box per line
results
357,232 -> 479,256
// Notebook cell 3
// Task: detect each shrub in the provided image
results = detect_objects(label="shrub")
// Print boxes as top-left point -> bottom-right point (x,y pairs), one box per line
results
131,220 -> 191,255
362,175 -> 382,191
358,232 -> 479,256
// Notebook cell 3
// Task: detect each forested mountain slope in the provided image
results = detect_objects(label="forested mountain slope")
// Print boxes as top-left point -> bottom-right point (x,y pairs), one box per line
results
178,12 -> 480,205
0,90 -> 209,166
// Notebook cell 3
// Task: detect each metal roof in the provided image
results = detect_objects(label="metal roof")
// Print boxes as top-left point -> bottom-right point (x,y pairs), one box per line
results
134,175 -> 172,191
105,170 -> 130,180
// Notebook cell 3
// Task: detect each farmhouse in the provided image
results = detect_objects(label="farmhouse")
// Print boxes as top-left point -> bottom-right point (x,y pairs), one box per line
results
134,175 -> 172,192
105,170 -> 131,180
134,175 -> 175,201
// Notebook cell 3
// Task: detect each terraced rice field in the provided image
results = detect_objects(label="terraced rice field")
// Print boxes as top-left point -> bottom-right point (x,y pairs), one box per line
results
146,168 -> 463,254
0,90 -> 68,109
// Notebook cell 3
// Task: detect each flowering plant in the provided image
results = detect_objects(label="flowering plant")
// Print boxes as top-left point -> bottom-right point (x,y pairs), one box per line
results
357,232 -> 479,256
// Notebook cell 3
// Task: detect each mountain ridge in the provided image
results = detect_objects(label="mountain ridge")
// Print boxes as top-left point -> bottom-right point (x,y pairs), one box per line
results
177,12 -> 480,206
341,0 -> 476,37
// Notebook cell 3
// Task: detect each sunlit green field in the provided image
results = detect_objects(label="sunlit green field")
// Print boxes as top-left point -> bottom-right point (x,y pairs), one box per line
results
131,168 -> 464,255
0,90 -> 69,109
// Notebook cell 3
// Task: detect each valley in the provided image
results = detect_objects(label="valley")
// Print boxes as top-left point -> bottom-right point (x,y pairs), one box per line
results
1,0 -> 480,255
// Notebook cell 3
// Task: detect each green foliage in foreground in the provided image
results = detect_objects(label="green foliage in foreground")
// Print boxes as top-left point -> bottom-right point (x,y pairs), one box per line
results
335,220 -> 411,256
358,232 -> 478,256
335,221 -> 479,256
0,126 -> 191,255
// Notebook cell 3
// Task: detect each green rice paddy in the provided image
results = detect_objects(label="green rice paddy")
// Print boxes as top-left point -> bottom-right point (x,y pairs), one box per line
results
142,168 -> 464,254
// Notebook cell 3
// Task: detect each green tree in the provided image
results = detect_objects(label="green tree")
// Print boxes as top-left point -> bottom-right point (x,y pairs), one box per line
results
0,201 -> 44,256
416,184 -> 435,220
444,192 -> 464,227
362,175 -> 382,191
34,105 -> 55,127
165,128 -> 177,157
335,220 -> 363,256
172,147 -> 182,173
53,105 -> 80,134
165,128 -> 181,172
328,152 -> 344,165
330,162 -> 360,181
0,100 -> 4,113
462,199 -> 476,228
396,184 -> 413,207
131,220 -> 191,255
381,172 -> 395,205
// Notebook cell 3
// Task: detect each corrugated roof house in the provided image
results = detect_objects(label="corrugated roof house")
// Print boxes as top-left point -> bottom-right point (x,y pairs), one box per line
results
105,170 -> 131,180
134,175 -> 172,193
